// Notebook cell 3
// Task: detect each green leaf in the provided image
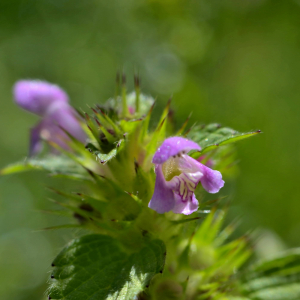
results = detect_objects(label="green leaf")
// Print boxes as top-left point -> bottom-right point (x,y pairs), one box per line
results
249,283 -> 300,300
95,148 -> 118,164
0,155 -> 86,176
187,124 -> 261,156
85,142 -> 122,164
242,248 -> 300,300
251,248 -> 300,277
48,234 -> 166,300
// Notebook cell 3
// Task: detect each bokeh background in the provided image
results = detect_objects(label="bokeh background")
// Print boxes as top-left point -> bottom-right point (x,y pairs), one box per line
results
1,0 -> 300,299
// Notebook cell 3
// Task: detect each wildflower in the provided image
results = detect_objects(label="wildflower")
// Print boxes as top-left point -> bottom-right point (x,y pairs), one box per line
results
13,80 -> 87,156
148,137 -> 224,215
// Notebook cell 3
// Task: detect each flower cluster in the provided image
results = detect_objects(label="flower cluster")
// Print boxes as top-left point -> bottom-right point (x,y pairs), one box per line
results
13,79 -> 225,216
4,77 -> 264,300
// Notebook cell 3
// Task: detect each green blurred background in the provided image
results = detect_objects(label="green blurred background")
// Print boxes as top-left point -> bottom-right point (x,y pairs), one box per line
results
1,0 -> 300,299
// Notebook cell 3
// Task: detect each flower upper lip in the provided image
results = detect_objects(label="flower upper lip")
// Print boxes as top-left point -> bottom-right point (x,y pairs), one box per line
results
13,80 -> 69,116
152,137 -> 201,164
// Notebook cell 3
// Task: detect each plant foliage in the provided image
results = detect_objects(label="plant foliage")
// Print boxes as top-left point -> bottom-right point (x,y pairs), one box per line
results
3,76 -> 298,300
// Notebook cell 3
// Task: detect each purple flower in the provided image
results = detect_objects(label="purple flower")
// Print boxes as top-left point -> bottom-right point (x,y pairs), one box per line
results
14,80 -> 87,156
148,137 -> 224,215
